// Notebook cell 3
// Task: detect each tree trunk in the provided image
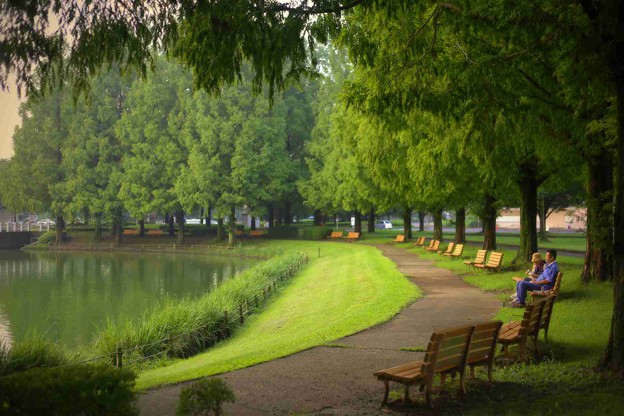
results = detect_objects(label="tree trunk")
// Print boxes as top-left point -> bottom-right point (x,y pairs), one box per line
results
538,196 -> 548,240
354,211 -> 362,234
482,194 -> 497,250
418,211 -> 425,232
55,215 -> 64,245
250,216 -> 256,231
176,210 -> 185,245
217,217 -> 224,241
94,213 -> 102,241
205,207 -> 212,230
433,209 -> 443,241
284,201 -> 292,225
403,208 -> 412,239
268,204 -> 275,228
274,206 -> 282,226
455,208 -> 466,243
200,207 -> 204,225
600,20 -> 624,376
139,219 -> 145,237
368,207 -> 376,233
516,159 -> 540,264
112,209 -> 122,245
228,205 -> 236,247
313,209 -> 322,226
168,215 -> 175,236
583,155 -> 614,284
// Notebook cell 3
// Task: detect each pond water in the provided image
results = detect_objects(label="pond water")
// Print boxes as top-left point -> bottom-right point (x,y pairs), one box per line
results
0,250 -> 253,349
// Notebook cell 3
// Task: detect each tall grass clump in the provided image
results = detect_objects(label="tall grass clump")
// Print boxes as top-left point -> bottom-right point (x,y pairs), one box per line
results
0,334 -> 72,376
93,251 -> 308,365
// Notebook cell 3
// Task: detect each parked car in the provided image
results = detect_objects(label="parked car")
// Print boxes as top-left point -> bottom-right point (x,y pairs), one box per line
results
185,218 -> 201,224
36,219 -> 56,226
375,220 -> 393,229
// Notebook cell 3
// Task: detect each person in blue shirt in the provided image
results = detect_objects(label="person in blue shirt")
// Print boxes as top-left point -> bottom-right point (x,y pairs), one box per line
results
511,249 -> 559,308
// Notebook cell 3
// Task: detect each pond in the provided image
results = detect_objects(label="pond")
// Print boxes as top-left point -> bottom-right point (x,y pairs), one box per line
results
0,250 -> 253,349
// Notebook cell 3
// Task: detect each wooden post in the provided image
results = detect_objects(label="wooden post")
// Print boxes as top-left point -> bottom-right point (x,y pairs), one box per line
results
239,304 -> 244,324
115,347 -> 123,368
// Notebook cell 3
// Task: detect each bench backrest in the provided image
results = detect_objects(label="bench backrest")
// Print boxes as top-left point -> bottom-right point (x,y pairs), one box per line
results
452,244 -> 464,256
415,236 -> 425,246
539,295 -> 557,333
123,229 -> 139,235
426,239 -> 435,248
517,299 -> 546,343
147,229 -> 163,235
551,272 -> 563,295
473,249 -> 487,264
395,234 -> 405,243
249,230 -> 264,236
466,321 -> 503,366
346,232 -> 360,239
330,231 -> 343,238
443,242 -> 455,253
430,240 -> 440,251
486,252 -> 504,268
424,326 -> 474,385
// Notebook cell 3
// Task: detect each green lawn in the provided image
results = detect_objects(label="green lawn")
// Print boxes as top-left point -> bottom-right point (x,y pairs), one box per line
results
403,244 -> 624,415
136,240 -> 420,390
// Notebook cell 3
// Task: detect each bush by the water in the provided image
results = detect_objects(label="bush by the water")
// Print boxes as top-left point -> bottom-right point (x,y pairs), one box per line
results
94,251 -> 308,363
36,231 -> 56,245
176,378 -> 235,416
301,226 -> 333,240
266,225 -> 299,239
0,364 -> 137,415
0,335 -> 71,377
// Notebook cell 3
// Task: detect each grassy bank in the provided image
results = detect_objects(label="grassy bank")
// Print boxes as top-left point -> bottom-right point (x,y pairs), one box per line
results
403,243 -> 624,415
136,241 -> 420,389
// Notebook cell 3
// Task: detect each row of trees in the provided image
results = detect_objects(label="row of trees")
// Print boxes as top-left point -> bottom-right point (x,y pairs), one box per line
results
0,58 -> 316,246
0,0 -> 622,375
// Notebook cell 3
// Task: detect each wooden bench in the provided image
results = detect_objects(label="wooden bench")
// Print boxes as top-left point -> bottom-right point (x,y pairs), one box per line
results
392,234 -> 406,244
425,240 -> 440,252
147,229 -> 164,236
374,325 -> 475,408
474,251 -> 504,271
422,239 -> 435,250
529,272 -> 563,301
464,249 -> 487,267
498,298 -> 546,357
438,242 -> 454,255
122,229 -> 139,235
413,236 -> 426,247
534,295 -> 557,345
444,244 -> 464,259
327,231 -> 343,240
466,321 -> 503,381
343,232 -> 360,241
235,229 -> 244,236
249,230 -> 265,238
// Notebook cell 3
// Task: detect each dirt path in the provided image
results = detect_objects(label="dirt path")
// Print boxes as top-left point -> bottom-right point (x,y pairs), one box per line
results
138,245 -> 500,415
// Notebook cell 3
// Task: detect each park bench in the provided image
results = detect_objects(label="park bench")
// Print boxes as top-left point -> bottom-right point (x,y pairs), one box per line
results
374,325 -> 475,408
327,231 -> 344,240
529,272 -> 563,301
498,298 -> 547,357
425,240 -> 440,252
465,321 -> 503,381
122,229 -> 139,236
392,234 -> 406,244
413,236 -> 426,247
444,244 -> 464,259
235,229 -> 244,236
343,232 -> 360,241
533,294 -> 557,345
147,229 -> 163,236
438,242 -> 454,255
474,251 -> 504,271
422,239 -> 435,250
464,249 -> 487,267
249,230 -> 265,238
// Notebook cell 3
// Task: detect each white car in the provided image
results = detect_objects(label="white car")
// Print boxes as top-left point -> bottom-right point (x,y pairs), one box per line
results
36,219 -> 56,226
375,220 -> 393,229
185,218 -> 201,224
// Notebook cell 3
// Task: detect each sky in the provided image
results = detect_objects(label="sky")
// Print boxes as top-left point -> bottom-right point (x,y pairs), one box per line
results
0,82 -> 21,160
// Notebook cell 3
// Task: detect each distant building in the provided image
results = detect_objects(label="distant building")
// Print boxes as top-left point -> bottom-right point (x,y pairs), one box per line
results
497,207 -> 586,231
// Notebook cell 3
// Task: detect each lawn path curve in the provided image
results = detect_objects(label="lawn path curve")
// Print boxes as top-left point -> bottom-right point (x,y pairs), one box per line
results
138,244 -> 499,415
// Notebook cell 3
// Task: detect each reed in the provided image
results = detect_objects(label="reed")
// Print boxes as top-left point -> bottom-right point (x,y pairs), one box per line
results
0,334 -> 71,376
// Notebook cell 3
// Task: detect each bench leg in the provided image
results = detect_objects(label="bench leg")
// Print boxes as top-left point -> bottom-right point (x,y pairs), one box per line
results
440,373 -> 447,386
533,336 -> 540,356
469,365 -> 475,379
487,364 -> 493,383
458,371 -> 466,398
403,385 -> 411,404
425,388 -> 433,409
380,380 -> 389,408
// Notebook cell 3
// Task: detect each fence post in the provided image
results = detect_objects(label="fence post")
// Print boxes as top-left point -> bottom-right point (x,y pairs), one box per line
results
115,347 -> 123,368
239,304 -> 244,324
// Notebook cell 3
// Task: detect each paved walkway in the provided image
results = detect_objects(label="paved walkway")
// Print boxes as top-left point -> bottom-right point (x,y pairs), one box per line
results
138,245 -> 500,415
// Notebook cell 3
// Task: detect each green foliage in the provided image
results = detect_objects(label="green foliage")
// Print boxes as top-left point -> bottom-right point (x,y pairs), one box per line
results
267,225 -> 299,239
36,231 -> 57,245
0,334 -> 71,377
300,226 -> 333,240
0,365 -> 138,416
176,378 -> 235,416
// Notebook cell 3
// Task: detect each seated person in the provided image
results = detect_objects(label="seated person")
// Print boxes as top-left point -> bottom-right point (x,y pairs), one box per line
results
511,252 -> 546,298
511,249 -> 559,308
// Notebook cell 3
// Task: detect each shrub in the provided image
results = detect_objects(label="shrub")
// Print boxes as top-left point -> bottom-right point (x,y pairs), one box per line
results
36,231 -> 56,245
176,378 -> 235,416
0,365 -> 138,415
301,226 -> 333,240
266,225 -> 299,239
